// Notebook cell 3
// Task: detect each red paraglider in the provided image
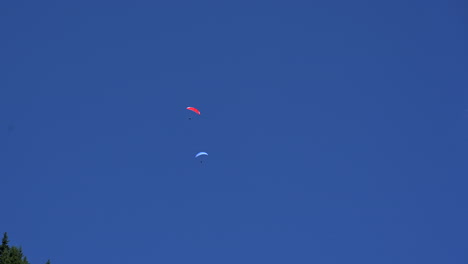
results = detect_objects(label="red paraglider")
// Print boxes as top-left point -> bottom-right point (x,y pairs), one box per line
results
186,107 -> 201,115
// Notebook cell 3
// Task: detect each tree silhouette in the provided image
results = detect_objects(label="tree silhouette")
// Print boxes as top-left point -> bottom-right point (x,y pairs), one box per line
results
0,233 -> 50,264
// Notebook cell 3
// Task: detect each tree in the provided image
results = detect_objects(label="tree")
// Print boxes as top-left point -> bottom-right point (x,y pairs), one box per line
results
0,233 -> 49,264
0,233 -> 9,256
7,246 -> 30,264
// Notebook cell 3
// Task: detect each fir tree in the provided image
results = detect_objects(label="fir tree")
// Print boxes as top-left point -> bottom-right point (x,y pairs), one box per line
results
0,233 -> 47,264
0,233 -> 9,256
2,246 -> 30,264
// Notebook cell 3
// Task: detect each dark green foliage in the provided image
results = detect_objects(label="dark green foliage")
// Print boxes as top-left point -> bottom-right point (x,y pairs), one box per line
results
5,247 -> 30,264
0,233 -> 9,256
0,233 -> 49,264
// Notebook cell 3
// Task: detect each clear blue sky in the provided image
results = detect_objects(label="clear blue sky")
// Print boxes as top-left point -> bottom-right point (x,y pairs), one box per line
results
1,1 -> 467,263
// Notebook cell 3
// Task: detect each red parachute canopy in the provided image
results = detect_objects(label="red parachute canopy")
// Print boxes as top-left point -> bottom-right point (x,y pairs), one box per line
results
186,107 -> 201,115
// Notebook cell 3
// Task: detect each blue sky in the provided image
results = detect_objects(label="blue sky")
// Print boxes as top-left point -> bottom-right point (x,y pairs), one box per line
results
1,0 -> 467,263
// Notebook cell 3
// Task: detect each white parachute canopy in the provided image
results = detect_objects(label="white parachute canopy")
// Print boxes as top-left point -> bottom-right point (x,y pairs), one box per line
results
195,152 -> 208,158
